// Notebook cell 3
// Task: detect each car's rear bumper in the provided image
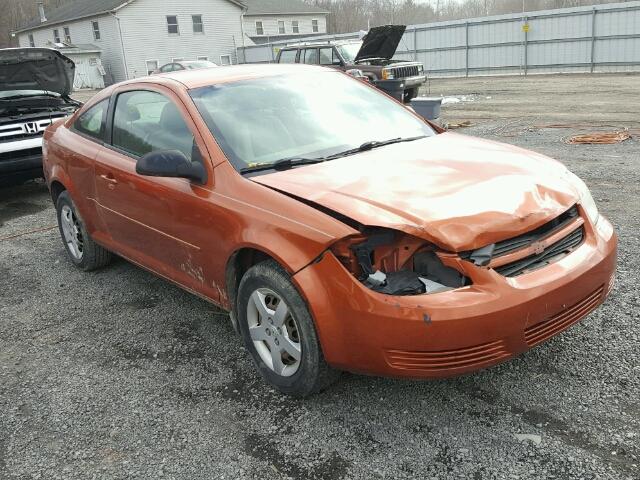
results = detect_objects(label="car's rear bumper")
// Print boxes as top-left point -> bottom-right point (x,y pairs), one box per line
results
293,215 -> 617,378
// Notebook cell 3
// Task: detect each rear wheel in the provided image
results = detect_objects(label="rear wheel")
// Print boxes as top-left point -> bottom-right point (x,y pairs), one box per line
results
56,191 -> 112,271
237,260 -> 340,397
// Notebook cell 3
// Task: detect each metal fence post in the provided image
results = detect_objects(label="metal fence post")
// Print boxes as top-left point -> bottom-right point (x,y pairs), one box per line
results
590,7 -> 597,73
414,27 -> 418,61
465,21 -> 469,77
523,16 -> 528,76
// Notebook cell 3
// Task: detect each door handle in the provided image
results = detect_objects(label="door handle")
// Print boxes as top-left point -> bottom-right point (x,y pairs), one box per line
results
100,174 -> 118,184
100,173 -> 118,189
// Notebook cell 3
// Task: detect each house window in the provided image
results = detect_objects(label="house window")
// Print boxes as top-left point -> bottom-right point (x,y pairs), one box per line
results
146,59 -> 159,75
172,58 -> 184,62
197,56 -> 208,61
166,15 -> 179,35
292,21 -> 299,33
278,21 -> 285,34
220,55 -> 231,66
28,34 -> 35,47
255,21 -> 263,35
312,19 -> 319,33
53,29 -> 61,43
63,26 -> 71,43
92,21 -> 101,40
192,15 -> 204,34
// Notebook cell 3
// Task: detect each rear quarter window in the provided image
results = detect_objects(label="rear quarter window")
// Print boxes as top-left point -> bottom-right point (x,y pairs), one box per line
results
278,49 -> 298,63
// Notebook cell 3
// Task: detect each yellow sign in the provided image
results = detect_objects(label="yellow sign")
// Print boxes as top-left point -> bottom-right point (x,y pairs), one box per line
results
522,23 -> 530,33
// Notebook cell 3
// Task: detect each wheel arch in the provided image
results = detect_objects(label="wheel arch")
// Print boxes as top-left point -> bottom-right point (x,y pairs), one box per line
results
50,179 -> 67,204
225,247 -> 278,318
47,165 -> 77,205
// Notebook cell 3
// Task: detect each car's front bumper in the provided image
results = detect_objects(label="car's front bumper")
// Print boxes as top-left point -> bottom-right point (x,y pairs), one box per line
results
293,215 -> 617,378
401,75 -> 427,89
374,75 -> 427,99
0,143 -> 43,186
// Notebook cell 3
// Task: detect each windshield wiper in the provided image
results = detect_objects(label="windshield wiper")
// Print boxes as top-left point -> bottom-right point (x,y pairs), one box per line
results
239,136 -> 427,175
240,157 -> 324,174
322,135 -> 427,161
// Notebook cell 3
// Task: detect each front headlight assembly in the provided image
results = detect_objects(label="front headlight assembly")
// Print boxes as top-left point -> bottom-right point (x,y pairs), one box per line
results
565,170 -> 599,225
381,68 -> 395,80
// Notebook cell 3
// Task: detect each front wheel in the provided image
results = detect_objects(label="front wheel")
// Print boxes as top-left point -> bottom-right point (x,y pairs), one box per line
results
237,260 -> 340,397
404,87 -> 419,103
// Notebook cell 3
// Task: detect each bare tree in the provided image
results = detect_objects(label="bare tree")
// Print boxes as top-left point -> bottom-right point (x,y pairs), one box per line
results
0,0 -> 70,48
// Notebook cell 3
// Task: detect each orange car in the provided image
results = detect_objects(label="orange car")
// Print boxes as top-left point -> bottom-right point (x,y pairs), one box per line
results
43,65 -> 617,396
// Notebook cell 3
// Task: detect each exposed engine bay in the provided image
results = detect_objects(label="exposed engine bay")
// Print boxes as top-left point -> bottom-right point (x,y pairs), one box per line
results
330,228 -> 471,296
0,95 -> 79,117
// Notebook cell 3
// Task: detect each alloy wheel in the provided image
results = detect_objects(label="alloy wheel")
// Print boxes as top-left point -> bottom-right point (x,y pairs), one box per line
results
60,205 -> 84,260
246,288 -> 302,376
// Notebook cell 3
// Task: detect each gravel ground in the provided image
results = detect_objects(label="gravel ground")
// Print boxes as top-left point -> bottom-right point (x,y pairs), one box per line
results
1,75 -> 639,480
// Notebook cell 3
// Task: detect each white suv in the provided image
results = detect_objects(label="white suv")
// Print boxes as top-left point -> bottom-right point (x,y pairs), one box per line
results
0,48 -> 80,185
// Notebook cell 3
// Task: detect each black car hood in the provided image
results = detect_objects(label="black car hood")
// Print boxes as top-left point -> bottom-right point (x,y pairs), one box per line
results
354,25 -> 406,62
0,48 -> 75,97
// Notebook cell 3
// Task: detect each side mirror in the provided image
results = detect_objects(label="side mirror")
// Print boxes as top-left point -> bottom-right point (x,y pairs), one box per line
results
136,150 -> 207,184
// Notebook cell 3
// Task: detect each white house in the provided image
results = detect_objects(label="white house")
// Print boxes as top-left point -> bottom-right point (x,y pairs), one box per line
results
13,0 -> 248,84
242,0 -> 328,44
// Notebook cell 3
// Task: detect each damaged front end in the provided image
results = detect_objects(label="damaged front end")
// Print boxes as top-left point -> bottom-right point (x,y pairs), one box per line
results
330,228 -> 471,296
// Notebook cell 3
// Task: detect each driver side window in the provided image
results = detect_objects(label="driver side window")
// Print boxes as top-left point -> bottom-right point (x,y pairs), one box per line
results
111,90 -> 194,161
319,47 -> 338,66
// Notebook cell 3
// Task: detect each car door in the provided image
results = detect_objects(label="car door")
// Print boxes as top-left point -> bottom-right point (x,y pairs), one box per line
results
93,85 -> 220,301
64,98 -> 111,233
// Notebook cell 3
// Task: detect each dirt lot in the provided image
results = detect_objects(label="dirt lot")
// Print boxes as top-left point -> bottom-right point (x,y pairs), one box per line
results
1,74 -> 639,480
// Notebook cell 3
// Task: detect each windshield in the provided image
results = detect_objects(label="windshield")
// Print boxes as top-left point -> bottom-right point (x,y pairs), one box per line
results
190,71 -> 434,172
0,89 -> 58,99
336,42 -> 362,63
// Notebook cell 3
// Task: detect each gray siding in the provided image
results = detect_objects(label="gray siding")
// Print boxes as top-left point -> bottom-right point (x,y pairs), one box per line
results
243,14 -> 326,40
117,0 -> 244,78
17,14 -> 126,84
238,0 -> 640,77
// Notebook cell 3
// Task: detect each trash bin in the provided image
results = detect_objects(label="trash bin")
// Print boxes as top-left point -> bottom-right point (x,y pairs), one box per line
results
375,79 -> 405,102
410,97 -> 442,121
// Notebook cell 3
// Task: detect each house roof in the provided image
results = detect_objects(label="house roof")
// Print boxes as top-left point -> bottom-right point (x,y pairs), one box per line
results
14,0 -> 246,33
243,0 -> 328,16
14,0 -> 131,33
57,43 -> 103,54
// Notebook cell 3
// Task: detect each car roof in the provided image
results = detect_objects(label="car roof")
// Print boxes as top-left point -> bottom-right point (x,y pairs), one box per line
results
138,63 -> 333,89
282,40 -> 360,49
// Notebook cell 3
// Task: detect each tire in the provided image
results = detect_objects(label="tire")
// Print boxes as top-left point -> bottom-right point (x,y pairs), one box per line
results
404,87 -> 419,103
237,259 -> 340,397
56,190 -> 112,271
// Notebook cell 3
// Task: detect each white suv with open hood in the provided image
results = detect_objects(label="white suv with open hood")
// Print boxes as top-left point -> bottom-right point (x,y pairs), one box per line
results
0,48 -> 80,185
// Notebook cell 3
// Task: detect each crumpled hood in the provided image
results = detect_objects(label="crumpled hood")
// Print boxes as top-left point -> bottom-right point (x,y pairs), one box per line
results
0,48 -> 75,97
354,25 -> 406,62
252,133 -> 580,252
